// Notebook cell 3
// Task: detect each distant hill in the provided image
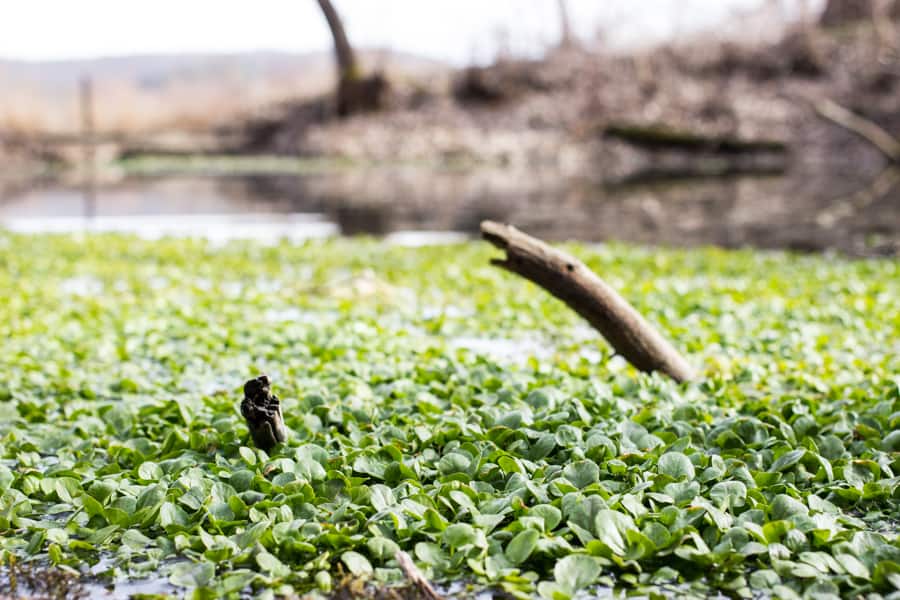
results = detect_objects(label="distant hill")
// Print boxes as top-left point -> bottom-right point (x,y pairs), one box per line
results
0,50 -> 448,134
1,52 -> 326,89
0,50 -> 447,88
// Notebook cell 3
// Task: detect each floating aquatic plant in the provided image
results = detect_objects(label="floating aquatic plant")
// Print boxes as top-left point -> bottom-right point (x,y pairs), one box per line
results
0,232 -> 897,598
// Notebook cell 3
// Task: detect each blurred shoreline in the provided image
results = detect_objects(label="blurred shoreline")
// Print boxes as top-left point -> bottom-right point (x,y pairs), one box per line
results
1,14 -> 898,256
2,20 -> 897,180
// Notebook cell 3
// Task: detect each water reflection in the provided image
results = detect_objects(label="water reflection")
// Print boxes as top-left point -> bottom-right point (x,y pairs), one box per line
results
1,167 -> 897,255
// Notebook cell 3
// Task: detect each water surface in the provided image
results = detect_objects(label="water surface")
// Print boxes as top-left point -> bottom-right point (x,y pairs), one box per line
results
1,168 -> 897,254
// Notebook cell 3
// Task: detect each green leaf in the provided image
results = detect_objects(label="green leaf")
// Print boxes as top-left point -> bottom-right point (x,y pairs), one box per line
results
208,501 -> 235,523
593,510 -> 638,557
0,465 -> 13,490
443,523 -> 478,548
256,551 -> 290,578
836,554 -> 870,579
341,551 -> 373,577
220,571 -> 258,594
295,454 -> 327,481
844,460 -> 879,488
169,561 -> 215,588
137,461 -> 163,481
563,460 -> 600,488
763,521 -> 793,543
506,529 -> 540,565
748,569 -> 780,589
239,446 -> 257,465
122,529 -> 154,551
881,430 -> 900,452
415,542 -> 447,566
658,452 -> 695,480
537,581 -> 571,600
530,504 -> 563,531
438,452 -> 472,476
81,492 -> 105,519
770,449 -> 805,473
770,494 -> 808,520
554,554 -> 601,592
354,455 -> 389,479
709,480 -> 747,508
105,405 -> 133,436
473,513 -> 506,533
369,484 -> 395,511
367,537 -> 400,561
160,501 -> 190,531
88,480 -> 117,503
229,469 -> 255,492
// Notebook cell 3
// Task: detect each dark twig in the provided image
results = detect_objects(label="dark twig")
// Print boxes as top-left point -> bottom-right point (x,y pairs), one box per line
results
240,375 -> 287,451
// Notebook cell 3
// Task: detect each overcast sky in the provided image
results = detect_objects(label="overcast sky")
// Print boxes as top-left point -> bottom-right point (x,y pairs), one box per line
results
0,0 -> 816,64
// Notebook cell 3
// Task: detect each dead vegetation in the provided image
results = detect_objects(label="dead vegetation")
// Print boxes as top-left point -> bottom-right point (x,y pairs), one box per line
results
2,9 -> 898,187
325,563 -> 450,600
233,18 -> 896,190
0,558 -> 86,600
701,27 -> 827,80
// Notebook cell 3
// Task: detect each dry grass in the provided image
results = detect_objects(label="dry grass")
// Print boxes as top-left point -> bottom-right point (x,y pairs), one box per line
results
0,74 -> 333,137
0,50 -> 447,138
0,557 -> 86,600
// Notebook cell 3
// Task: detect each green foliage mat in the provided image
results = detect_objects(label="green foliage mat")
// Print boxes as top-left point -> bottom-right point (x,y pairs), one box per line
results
0,234 -> 898,599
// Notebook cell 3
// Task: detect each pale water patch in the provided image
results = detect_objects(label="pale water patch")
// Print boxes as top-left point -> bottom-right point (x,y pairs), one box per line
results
84,556 -> 179,599
422,305 -> 475,320
385,230 -> 470,247
263,307 -> 340,324
84,577 -> 177,599
448,336 -> 554,364
60,276 -> 104,296
2,213 -> 338,243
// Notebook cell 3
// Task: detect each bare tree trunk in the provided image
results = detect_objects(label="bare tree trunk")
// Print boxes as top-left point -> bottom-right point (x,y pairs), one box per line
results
557,0 -> 575,48
79,77 -> 96,220
317,0 -> 358,81
315,0 -> 385,116
481,221 -> 696,383
798,0 -> 810,21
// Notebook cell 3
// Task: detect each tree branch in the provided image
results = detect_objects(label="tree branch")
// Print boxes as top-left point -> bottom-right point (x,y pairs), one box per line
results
814,98 -> 900,163
481,221 -> 696,383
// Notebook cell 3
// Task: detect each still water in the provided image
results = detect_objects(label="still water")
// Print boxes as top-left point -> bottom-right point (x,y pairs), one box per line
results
1,169 -> 897,255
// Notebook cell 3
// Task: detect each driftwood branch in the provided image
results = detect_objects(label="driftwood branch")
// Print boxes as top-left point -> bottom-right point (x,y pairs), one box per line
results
816,166 -> 900,227
395,551 -> 443,600
814,99 -> 900,163
240,375 -> 287,451
604,123 -> 787,155
481,221 -> 695,383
